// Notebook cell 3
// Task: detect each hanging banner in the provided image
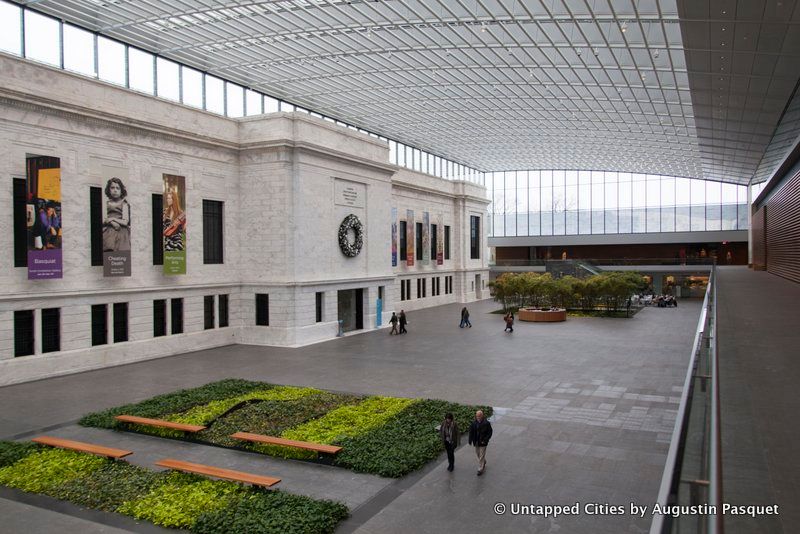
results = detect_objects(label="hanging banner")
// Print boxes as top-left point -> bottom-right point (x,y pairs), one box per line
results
422,211 -> 430,264
437,213 -> 444,265
406,209 -> 414,266
103,172 -> 131,277
163,174 -> 187,275
27,156 -> 62,280
391,207 -> 398,267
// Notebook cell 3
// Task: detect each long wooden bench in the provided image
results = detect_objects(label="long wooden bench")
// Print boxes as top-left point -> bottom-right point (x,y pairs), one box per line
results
231,432 -> 342,455
114,415 -> 206,433
155,458 -> 281,487
32,436 -> 133,459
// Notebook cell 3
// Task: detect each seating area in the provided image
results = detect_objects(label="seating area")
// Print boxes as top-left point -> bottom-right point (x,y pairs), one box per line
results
232,432 -> 343,455
155,458 -> 281,487
31,436 -> 132,459
114,415 -> 206,432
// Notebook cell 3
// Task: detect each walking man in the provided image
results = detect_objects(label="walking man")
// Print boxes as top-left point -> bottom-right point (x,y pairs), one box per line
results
460,307 -> 472,328
468,410 -> 492,475
389,312 -> 399,335
398,310 -> 408,334
439,412 -> 459,471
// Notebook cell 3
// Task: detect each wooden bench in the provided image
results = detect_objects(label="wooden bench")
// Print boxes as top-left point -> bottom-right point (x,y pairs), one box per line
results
114,415 -> 206,433
155,458 -> 281,487
231,432 -> 342,455
32,436 -> 133,459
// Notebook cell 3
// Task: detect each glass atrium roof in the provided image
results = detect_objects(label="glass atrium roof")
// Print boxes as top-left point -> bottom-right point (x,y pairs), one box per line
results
18,0 -> 800,185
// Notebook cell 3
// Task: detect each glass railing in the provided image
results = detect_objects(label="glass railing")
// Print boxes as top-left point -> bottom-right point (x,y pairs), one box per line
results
650,265 -> 722,534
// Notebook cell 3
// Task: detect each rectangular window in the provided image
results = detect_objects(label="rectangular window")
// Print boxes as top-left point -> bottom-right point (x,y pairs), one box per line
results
152,194 -> 163,265
13,178 -> 27,267
202,199 -> 224,264
171,298 -> 183,334
218,295 -> 229,328
91,304 -> 107,346
113,302 -> 128,343
42,308 -> 60,353
416,278 -> 422,299
406,280 -> 411,300
204,295 -> 215,329
90,186 -> 103,266
255,294 -> 269,326
444,225 -> 451,260
400,280 -> 406,301
315,292 -> 323,323
416,223 -> 423,260
14,310 -> 34,357
422,278 -> 427,298
399,221 -> 407,260
153,299 -> 166,337
430,224 -> 438,260
470,216 -> 480,259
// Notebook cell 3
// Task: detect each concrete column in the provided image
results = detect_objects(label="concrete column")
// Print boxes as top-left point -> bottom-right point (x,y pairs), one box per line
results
34,308 -> 42,355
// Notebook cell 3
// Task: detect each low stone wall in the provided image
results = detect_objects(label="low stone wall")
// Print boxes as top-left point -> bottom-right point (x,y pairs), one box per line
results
518,308 -> 567,322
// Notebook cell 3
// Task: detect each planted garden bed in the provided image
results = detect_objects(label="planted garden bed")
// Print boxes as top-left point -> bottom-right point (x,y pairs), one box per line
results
80,379 -> 492,478
0,441 -> 348,534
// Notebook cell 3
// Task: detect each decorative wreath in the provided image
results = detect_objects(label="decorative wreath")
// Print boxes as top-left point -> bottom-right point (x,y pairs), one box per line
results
338,214 -> 364,257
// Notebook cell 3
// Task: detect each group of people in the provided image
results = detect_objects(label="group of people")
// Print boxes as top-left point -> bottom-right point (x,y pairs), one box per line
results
655,294 -> 678,308
439,410 -> 493,475
388,310 -> 408,334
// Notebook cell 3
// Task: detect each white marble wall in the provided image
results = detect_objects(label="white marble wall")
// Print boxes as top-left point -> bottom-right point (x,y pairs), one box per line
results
0,53 -> 488,385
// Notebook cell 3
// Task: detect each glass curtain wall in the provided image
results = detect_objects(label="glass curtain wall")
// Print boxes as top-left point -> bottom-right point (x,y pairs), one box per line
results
0,0 -> 483,185
487,171 -> 749,237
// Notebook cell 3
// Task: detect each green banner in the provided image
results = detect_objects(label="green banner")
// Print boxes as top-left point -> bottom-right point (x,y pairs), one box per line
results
163,174 -> 186,275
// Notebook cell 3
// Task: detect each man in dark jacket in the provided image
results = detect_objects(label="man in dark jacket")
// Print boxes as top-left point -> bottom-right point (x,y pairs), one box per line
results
468,410 -> 492,475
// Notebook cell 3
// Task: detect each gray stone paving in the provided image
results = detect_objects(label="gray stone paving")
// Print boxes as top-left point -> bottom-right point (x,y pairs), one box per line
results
0,297 -> 702,534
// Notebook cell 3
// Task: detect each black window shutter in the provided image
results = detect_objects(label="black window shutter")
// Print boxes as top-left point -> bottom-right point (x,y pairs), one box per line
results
90,187 -> 103,266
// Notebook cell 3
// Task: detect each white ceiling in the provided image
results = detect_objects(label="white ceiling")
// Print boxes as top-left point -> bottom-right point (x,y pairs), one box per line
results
21,0 -> 800,184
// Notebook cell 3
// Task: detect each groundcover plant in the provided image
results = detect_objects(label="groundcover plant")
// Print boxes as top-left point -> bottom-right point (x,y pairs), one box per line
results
80,378 -> 492,477
0,441 -> 348,534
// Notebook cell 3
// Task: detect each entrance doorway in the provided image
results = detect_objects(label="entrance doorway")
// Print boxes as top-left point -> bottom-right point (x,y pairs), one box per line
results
337,288 -> 364,332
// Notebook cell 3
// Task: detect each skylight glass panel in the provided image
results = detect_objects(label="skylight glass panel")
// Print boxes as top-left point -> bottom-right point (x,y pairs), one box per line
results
205,75 -> 225,114
226,82 -> 244,117
156,58 -> 180,101
24,10 -> 60,67
63,24 -> 95,77
0,1 -> 21,56
128,48 -> 155,94
98,37 -> 126,86
181,66 -> 203,108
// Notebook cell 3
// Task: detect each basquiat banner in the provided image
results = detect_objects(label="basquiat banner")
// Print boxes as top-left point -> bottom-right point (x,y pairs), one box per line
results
437,213 -> 444,265
406,209 -> 414,266
163,174 -> 187,275
391,207 -> 398,267
27,156 -> 62,280
103,170 -> 131,277
422,211 -> 430,264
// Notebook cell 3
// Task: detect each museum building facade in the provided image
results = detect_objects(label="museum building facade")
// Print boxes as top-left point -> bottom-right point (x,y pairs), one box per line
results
0,54 -> 489,385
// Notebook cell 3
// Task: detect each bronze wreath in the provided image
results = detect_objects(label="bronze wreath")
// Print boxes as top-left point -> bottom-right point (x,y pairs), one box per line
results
338,214 -> 363,257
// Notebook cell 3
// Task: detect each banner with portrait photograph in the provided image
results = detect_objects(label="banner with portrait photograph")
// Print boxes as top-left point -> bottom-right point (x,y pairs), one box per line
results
163,174 -> 187,275
406,209 -> 414,266
422,211 -> 430,264
102,169 -> 131,277
391,207 -> 397,267
437,213 -> 444,265
26,156 -> 62,280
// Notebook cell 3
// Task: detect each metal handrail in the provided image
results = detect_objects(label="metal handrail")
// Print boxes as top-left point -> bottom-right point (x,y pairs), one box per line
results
650,263 -> 722,534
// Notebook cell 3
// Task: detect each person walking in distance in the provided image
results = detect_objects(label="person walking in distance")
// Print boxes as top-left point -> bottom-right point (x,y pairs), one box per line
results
398,310 -> 408,334
504,311 -> 514,333
460,307 -> 472,328
440,412 -> 459,472
468,410 -> 492,475
389,312 -> 399,335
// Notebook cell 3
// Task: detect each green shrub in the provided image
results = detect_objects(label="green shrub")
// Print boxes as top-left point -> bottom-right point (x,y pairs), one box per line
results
0,448 -> 106,494
201,393 -> 361,449
80,379 -> 271,428
0,441 -> 41,467
336,400 -> 493,477
118,471 -> 245,529
168,386 -> 323,426
194,490 -> 348,534
53,461 -> 162,511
